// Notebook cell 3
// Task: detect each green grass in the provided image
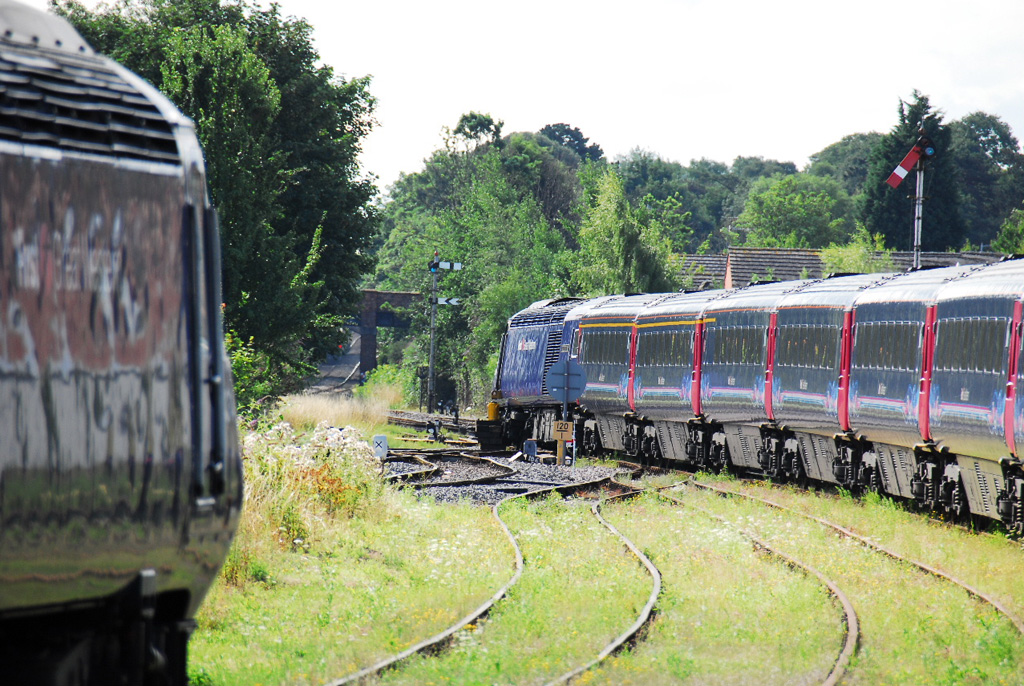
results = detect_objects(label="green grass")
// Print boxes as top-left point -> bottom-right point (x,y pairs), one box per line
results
681,481 -> 1024,685
189,489 -> 510,685
374,494 -> 653,685
582,493 -> 839,685
187,414 -> 1024,685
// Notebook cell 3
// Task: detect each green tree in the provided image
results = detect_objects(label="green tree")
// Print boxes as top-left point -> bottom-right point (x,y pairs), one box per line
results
807,132 -> 884,197
736,174 -> 854,248
862,91 -> 964,251
539,123 -> 604,161
992,205 -> 1024,254
573,168 -> 677,295
56,0 -> 381,384
820,224 -> 895,274
949,112 -> 1024,249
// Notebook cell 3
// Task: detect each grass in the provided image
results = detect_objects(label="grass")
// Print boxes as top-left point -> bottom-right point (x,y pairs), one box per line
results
374,494 -> 653,685
187,392 -> 1024,684
681,479 -> 1024,685
582,493 -> 840,685
188,388 -> 507,685
276,390 -> 438,450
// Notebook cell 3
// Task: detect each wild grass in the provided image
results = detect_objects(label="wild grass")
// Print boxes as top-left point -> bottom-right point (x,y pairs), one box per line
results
375,494 -> 653,685
585,493 -> 838,685
278,387 -> 401,433
683,483 -> 1024,685
187,419 -> 510,686
277,386 -> 438,449
702,476 -> 1024,622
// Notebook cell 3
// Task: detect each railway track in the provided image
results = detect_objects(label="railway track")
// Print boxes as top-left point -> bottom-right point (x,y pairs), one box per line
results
690,477 -> 1024,635
386,409 -> 475,434
655,486 -> 857,686
336,453 -> 1024,684
331,475 -> 637,684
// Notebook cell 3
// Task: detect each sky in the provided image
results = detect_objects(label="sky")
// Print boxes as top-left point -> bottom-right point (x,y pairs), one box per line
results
19,0 -> 1024,195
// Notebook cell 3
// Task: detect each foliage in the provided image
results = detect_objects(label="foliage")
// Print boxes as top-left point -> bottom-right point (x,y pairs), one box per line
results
540,122 -> 604,161
226,330 -> 310,417
56,0 -> 380,393
737,173 -> 855,248
572,167 -> 679,295
820,224 -> 895,274
862,90 -> 964,251
807,132 -> 884,197
992,205 -> 1024,254
949,112 -> 1024,249
354,363 -> 419,407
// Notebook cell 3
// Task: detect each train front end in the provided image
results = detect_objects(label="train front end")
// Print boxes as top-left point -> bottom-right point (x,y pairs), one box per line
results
0,3 -> 241,684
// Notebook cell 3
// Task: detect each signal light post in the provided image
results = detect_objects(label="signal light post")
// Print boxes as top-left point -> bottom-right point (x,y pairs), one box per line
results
885,132 -> 935,270
427,251 -> 462,414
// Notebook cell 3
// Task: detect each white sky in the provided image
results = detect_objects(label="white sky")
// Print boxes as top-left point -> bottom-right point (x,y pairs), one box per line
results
20,0 -> 1024,195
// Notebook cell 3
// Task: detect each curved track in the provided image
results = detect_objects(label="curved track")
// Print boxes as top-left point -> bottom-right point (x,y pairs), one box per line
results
656,487 -> 858,686
329,475 -> 616,685
544,485 -> 662,686
691,478 -> 1024,636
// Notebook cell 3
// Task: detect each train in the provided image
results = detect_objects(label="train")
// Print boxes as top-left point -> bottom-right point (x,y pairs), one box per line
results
489,260 -> 1024,532
0,3 -> 240,685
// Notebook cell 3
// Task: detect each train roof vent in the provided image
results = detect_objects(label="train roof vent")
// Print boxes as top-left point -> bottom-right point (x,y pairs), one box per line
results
0,43 -> 179,163
509,301 -> 579,328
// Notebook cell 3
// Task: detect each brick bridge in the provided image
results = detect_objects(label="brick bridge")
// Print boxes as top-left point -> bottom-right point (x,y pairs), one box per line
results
356,289 -> 420,375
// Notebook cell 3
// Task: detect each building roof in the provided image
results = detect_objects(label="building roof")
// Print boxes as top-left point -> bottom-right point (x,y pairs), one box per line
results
678,248 -> 1005,290
724,246 -> 824,288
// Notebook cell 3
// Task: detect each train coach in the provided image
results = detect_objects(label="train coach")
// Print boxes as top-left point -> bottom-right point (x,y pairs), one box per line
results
490,260 -> 1024,532
0,3 -> 240,684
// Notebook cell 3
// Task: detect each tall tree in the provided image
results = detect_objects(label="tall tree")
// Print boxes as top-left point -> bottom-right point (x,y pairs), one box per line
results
56,0 -> 380,367
573,168 -> 677,295
807,132 -> 884,197
539,123 -> 604,161
949,112 -> 1024,248
861,91 -> 964,251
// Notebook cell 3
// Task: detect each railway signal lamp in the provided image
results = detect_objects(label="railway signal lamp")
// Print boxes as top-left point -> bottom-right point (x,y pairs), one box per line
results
918,136 -> 935,158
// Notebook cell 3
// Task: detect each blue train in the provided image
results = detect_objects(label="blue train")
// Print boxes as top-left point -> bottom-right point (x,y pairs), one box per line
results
0,4 -> 240,684
491,260 -> 1024,531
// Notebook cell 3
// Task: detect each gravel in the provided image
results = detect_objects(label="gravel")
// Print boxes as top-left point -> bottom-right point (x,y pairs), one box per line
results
403,451 -> 626,506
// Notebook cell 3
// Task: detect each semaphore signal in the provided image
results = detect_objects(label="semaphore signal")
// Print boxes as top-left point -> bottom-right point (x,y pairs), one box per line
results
885,132 -> 936,270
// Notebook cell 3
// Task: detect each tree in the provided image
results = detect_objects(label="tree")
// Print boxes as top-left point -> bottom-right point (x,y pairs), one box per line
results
56,0 -> 381,376
573,168 -> 677,295
736,174 -> 854,249
451,111 -> 504,150
949,112 -> 1024,248
862,91 -> 964,251
820,224 -> 895,274
807,132 -> 884,197
539,123 -> 604,161
992,205 -> 1024,254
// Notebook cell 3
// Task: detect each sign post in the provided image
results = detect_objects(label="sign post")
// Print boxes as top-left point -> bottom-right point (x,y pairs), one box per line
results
546,358 -> 587,465
427,252 -> 462,412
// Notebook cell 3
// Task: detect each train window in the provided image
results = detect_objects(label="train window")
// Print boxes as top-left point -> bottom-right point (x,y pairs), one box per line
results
854,321 -> 922,371
935,318 -> 1007,375
777,325 -> 838,369
711,326 -> 763,366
